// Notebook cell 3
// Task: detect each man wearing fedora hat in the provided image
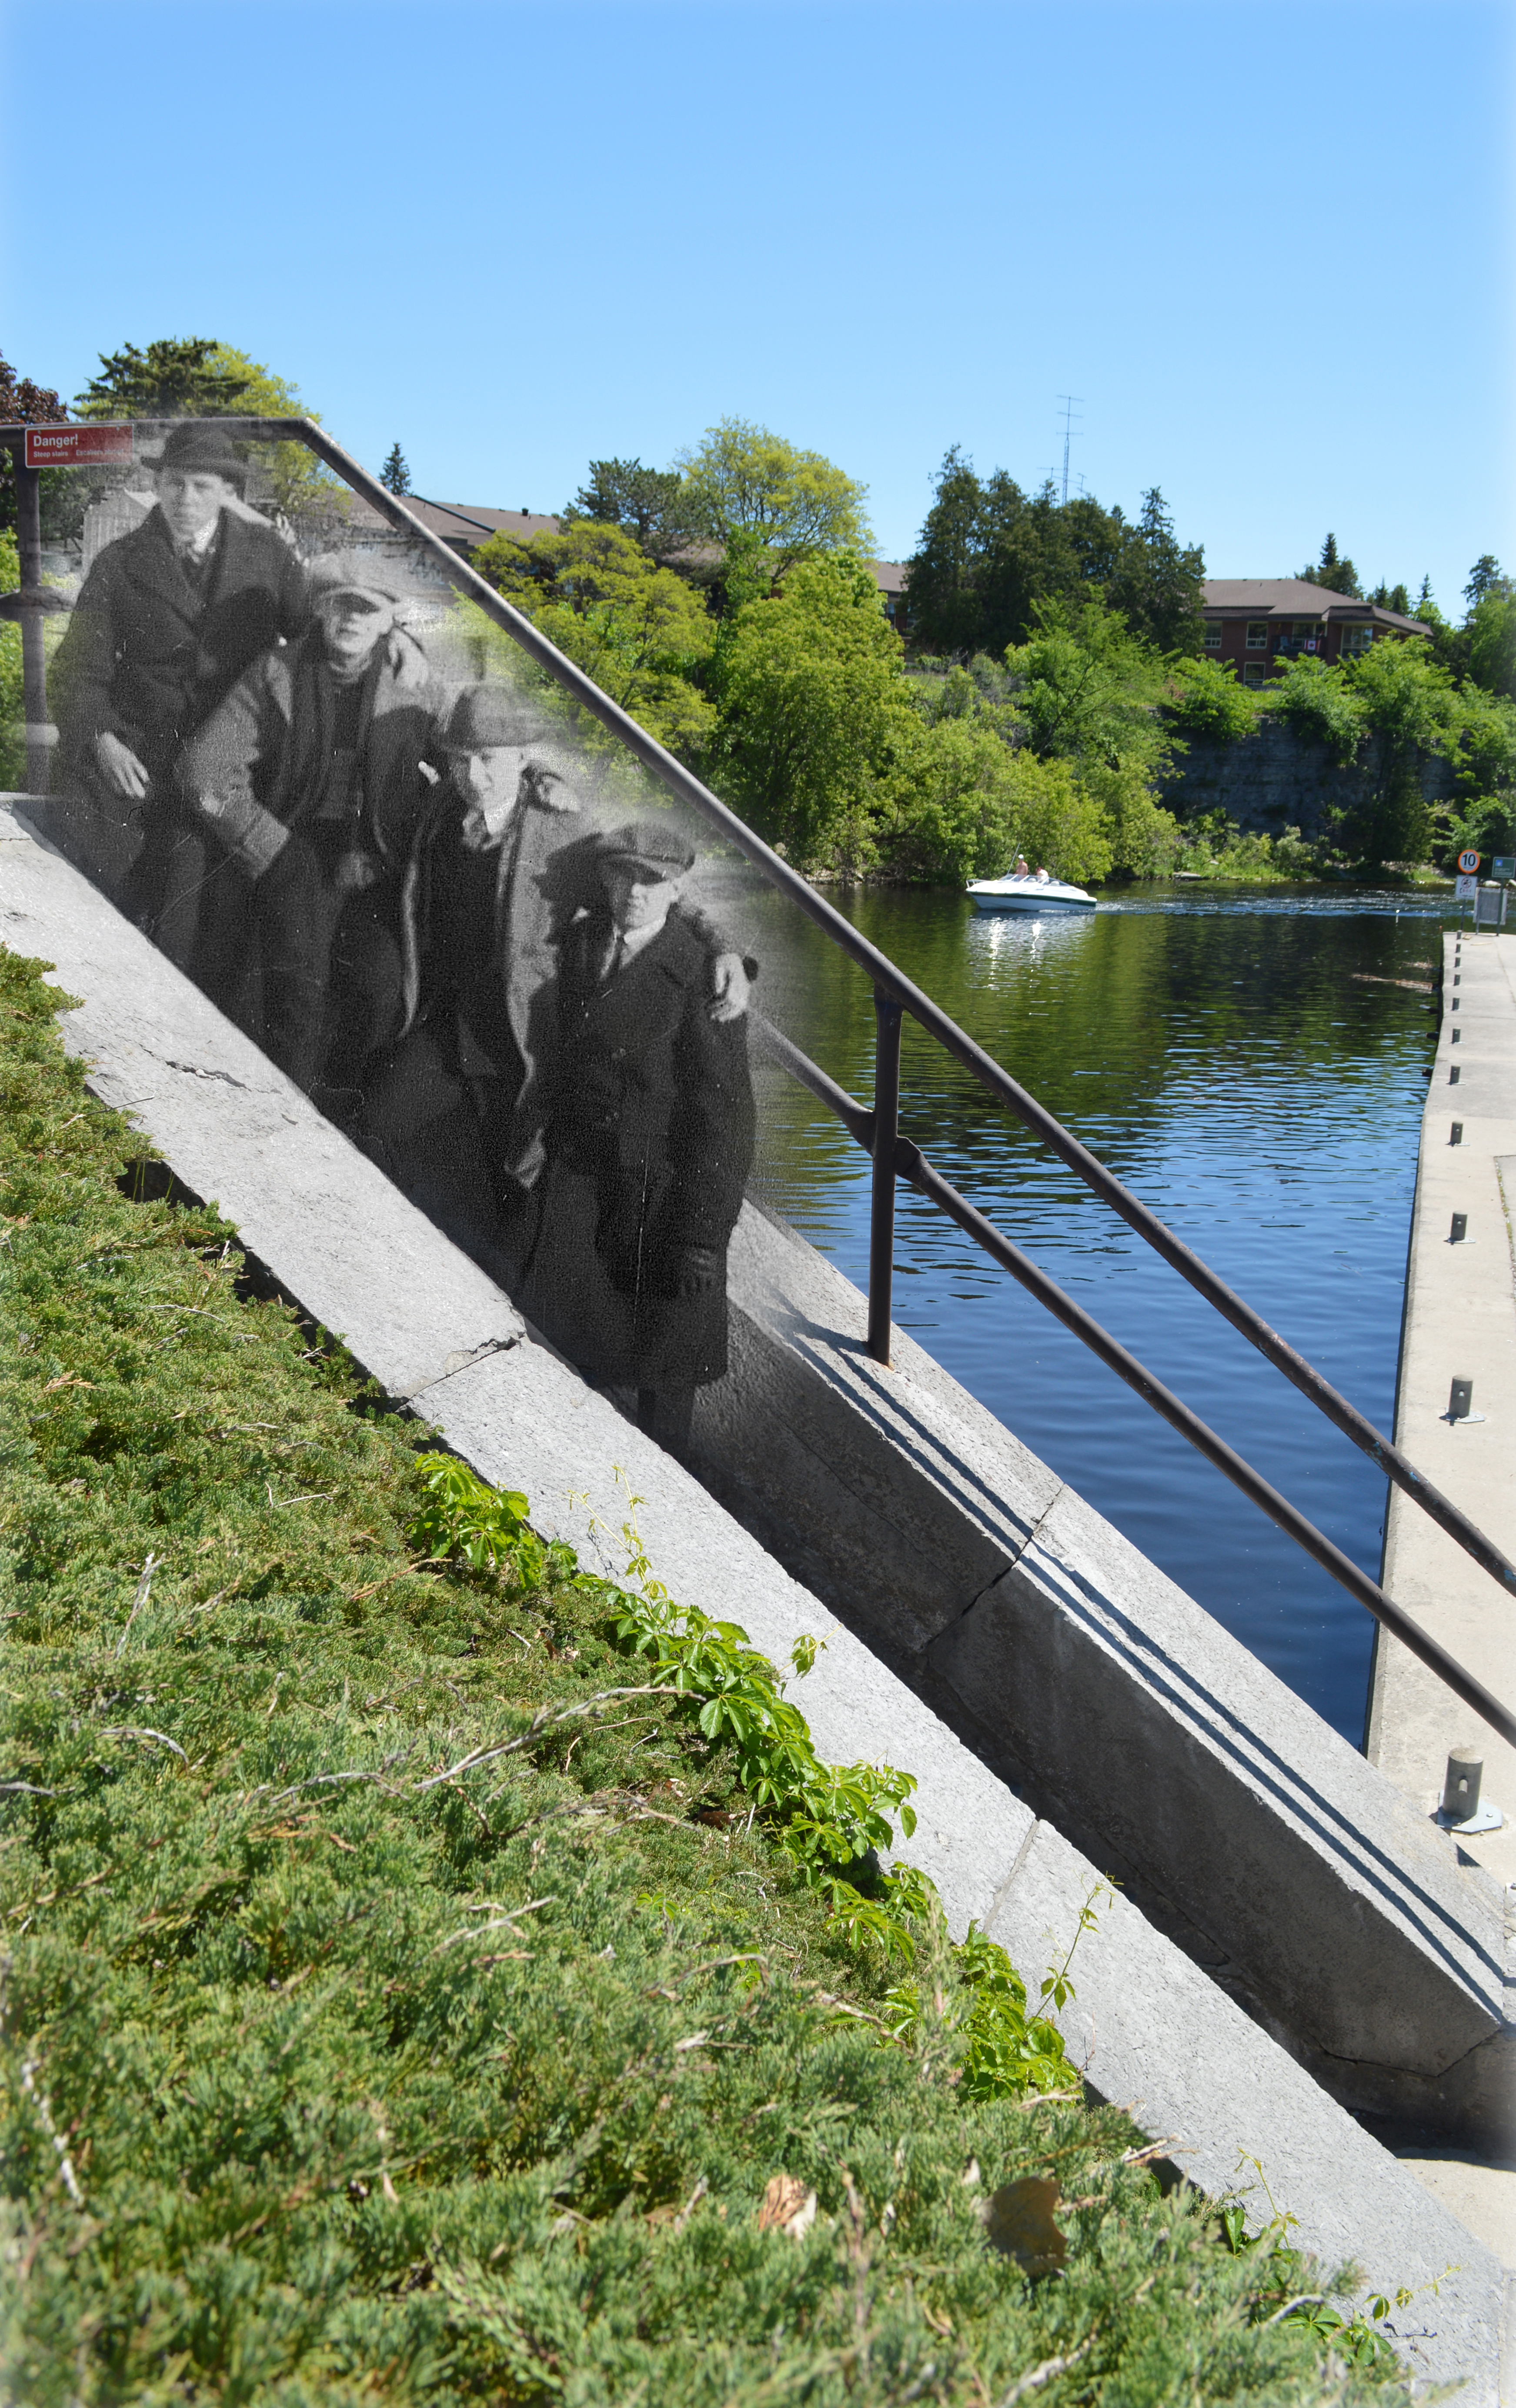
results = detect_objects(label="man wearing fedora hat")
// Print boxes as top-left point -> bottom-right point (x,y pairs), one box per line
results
519,817 -> 755,1455
180,551 -> 446,1109
50,423 -> 308,992
360,681 -> 753,1282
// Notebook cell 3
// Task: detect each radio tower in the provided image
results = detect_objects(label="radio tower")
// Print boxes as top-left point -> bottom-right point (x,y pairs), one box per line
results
1057,395 -> 1084,506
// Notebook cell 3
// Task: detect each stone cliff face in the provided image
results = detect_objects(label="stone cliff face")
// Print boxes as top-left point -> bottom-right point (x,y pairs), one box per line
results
1159,717 -> 1456,839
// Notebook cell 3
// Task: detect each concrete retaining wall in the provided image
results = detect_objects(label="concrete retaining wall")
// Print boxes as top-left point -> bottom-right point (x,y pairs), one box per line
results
1,796 -> 1508,2398
699,1202 -> 1511,2146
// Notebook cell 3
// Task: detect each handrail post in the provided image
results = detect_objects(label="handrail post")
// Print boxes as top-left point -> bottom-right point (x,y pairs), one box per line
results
868,990 -> 904,1365
15,451 -> 49,796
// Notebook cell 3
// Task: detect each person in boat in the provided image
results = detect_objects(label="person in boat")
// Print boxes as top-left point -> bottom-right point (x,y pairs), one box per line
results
1034,865 -> 1052,884
1012,856 -> 1031,880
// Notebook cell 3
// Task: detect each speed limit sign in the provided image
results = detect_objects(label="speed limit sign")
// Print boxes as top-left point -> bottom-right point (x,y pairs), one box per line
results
1458,849 -> 1481,874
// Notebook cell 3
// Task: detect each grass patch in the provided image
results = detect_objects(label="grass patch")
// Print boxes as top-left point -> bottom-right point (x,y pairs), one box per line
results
0,946 -> 1402,2404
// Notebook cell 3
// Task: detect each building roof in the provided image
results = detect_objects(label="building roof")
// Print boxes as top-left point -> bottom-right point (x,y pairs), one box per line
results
342,492 -> 912,604
1202,579 -> 1428,633
344,495 -> 563,548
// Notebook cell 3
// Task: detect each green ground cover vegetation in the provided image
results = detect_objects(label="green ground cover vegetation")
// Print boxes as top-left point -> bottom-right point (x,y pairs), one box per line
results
0,950 -> 1410,2403
3,336 -> 1513,887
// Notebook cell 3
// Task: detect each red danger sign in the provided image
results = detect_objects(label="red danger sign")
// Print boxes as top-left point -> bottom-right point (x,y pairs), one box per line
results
23,424 -> 134,469
1457,849 -> 1481,874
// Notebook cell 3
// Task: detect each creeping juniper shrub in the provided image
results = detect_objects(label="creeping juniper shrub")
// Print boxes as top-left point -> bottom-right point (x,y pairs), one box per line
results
0,948 -> 1400,2403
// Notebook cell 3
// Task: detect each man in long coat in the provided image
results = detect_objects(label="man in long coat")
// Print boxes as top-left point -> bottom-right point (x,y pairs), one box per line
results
521,820 -> 755,1456
361,683 -> 753,1283
178,554 -> 445,1111
49,422 -> 307,995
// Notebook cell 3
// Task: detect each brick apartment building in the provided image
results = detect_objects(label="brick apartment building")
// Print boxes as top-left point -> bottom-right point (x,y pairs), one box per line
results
1200,580 -> 1429,684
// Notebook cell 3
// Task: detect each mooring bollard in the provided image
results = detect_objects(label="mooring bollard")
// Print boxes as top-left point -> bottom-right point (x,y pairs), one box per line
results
1447,1376 -> 1475,1421
1440,1749 -> 1483,1820
1450,1213 -> 1468,1243
1450,1121 -> 1463,1144
1449,1065 -> 1460,1084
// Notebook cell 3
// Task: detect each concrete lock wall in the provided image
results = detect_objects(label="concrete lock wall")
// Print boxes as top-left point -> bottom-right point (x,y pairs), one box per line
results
699,1205 -> 1512,2145
0,797 -> 1509,2398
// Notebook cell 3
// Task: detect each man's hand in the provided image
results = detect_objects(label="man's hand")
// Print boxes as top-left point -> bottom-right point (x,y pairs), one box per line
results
333,850 -> 381,897
93,731 -> 151,802
708,951 -> 751,1024
675,1245 -> 721,1299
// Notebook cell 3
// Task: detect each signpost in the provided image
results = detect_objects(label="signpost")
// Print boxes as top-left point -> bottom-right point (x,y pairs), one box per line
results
23,424 -> 133,469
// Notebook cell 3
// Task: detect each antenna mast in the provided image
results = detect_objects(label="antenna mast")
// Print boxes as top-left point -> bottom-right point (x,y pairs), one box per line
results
1057,394 -> 1084,506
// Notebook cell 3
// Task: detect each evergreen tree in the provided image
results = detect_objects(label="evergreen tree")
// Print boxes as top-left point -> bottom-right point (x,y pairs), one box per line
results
1464,555 -> 1510,608
380,442 -> 411,497
74,338 -> 252,418
1302,533 -> 1362,597
568,457 -> 701,563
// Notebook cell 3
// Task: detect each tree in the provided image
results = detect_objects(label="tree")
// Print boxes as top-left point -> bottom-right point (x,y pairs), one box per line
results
1002,598 -> 1182,873
1345,638 -> 1464,867
1301,533 -> 1362,597
906,453 -> 1203,660
200,344 -> 348,535
74,338 -> 254,418
1465,591 -> 1516,702
707,554 -> 905,868
567,458 -> 704,566
473,518 -> 715,760
1163,654 -> 1260,743
675,419 -> 873,586
381,443 -> 411,497
1107,488 -> 1205,655
0,352 -> 69,539
1269,655 -> 1366,764
1370,581 -> 1410,615
1464,555 -> 1510,608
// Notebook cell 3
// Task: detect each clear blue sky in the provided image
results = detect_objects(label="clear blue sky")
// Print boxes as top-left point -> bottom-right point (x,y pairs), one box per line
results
3,0 -> 1511,609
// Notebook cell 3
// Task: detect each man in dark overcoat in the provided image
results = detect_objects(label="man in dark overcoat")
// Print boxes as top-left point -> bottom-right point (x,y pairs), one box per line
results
49,423 -> 308,995
521,820 -> 755,1455
361,684 -> 753,1283
178,554 -> 445,1112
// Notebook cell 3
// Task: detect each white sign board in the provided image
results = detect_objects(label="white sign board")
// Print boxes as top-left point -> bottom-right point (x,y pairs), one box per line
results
1455,874 -> 1478,900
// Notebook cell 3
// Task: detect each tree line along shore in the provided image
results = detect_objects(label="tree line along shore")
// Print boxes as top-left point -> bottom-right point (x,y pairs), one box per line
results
3,337 -> 1513,890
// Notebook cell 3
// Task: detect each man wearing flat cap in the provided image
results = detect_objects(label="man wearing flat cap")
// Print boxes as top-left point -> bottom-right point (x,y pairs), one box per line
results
180,552 -> 445,1107
362,682 -> 753,1281
50,422 -> 308,992
520,818 -> 755,1455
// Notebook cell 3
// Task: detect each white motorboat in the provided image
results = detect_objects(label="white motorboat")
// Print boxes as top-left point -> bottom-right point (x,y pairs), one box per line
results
967,874 -> 1097,915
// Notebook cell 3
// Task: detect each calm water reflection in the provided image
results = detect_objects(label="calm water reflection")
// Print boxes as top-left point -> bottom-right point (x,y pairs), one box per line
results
751,883 -> 1458,1744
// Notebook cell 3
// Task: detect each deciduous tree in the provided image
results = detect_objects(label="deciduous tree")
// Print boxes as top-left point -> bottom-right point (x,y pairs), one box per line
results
676,420 -> 872,586
473,518 -> 715,760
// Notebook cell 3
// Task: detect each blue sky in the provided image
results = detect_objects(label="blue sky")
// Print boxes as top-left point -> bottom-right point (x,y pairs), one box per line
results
3,0 -> 1511,609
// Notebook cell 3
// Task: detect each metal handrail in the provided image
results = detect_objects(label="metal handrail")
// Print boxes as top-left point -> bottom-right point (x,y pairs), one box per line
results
8,415 -> 1511,1736
753,1014 -> 1515,1748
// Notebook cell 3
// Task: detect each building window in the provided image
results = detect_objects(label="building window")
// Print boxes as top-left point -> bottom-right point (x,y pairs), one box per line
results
1203,621 -> 1222,648
1246,622 -> 1269,650
1243,665 -> 1269,687
1339,623 -> 1374,654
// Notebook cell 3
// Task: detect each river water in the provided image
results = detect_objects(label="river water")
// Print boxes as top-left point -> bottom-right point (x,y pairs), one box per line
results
748,882 -> 1459,1744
